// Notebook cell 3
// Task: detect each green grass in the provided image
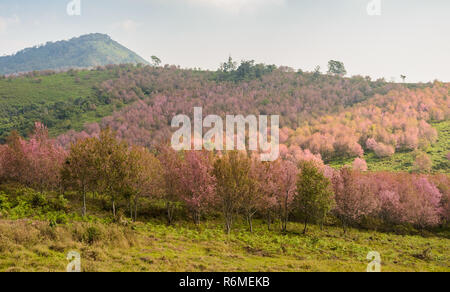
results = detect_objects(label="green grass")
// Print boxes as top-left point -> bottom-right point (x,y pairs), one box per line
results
0,219 -> 448,272
428,121 -> 450,172
329,121 -> 450,173
0,185 -> 448,272
0,69 -> 118,140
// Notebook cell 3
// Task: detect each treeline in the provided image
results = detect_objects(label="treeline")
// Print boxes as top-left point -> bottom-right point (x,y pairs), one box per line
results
212,57 -> 277,82
0,124 -> 448,234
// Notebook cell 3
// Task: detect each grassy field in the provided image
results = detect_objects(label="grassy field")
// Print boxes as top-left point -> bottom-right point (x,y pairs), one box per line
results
0,218 -> 448,272
0,185 -> 448,272
329,120 -> 450,173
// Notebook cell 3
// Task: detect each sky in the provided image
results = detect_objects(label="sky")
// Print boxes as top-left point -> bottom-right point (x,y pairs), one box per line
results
0,0 -> 449,82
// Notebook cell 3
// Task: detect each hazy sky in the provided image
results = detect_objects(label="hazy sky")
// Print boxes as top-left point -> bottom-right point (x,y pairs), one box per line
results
0,0 -> 449,82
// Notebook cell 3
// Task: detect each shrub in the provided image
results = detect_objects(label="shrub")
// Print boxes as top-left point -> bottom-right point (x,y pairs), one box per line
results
0,192 -> 11,210
48,212 -> 69,227
83,226 -> 103,245
30,192 -> 47,208
49,195 -> 70,212
412,151 -> 432,173
392,224 -> 417,236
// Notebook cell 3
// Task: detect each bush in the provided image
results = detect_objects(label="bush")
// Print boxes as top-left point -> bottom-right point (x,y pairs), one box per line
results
83,226 -> 103,244
49,195 -> 70,212
48,212 -> 69,227
360,216 -> 384,231
392,224 -> 417,236
0,192 -> 11,210
0,187 -> 73,220
30,192 -> 47,208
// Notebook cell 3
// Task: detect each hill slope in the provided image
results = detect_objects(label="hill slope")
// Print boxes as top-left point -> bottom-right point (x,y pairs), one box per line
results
0,69 -> 119,141
0,64 -> 448,172
287,83 -> 450,172
0,34 -> 149,75
0,64 -> 398,142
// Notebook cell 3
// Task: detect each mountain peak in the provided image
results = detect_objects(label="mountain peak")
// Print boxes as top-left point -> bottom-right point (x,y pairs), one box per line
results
72,33 -> 111,41
0,33 -> 149,75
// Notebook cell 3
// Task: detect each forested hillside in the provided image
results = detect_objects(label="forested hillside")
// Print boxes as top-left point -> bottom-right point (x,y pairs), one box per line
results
0,34 -> 149,75
0,62 -> 448,172
0,68 -> 119,141
55,64 -> 402,147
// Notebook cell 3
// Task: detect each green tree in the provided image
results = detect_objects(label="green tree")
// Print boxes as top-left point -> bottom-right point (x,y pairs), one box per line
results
327,60 -> 347,77
294,161 -> 334,234
213,151 -> 251,235
312,65 -> 321,80
61,137 -> 98,217
151,55 -> 162,66
126,146 -> 163,221
219,56 -> 237,73
94,128 -> 130,218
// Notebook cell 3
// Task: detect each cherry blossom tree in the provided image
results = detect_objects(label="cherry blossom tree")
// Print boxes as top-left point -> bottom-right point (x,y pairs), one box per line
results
332,168 -> 379,233
239,156 -> 266,232
1,123 -> 66,191
157,145 -> 183,225
265,159 -> 298,232
352,158 -> 368,172
401,176 -> 442,228
177,150 -> 216,225
412,151 -> 432,173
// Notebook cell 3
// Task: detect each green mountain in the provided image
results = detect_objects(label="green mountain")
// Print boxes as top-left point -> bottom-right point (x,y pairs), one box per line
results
0,33 -> 149,75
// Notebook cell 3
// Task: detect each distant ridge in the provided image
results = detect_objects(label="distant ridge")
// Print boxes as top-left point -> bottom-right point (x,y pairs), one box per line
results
0,33 -> 149,75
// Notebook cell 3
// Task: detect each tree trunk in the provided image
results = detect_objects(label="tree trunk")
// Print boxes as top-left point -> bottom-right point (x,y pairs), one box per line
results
82,185 -> 87,217
129,199 -> 133,219
282,214 -> 288,232
134,197 -> 139,222
282,192 -> 289,232
303,217 -> 308,234
166,202 -> 174,225
267,213 -> 271,231
112,199 -> 116,218
249,215 -> 253,233
192,210 -> 201,225
225,214 -> 232,235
